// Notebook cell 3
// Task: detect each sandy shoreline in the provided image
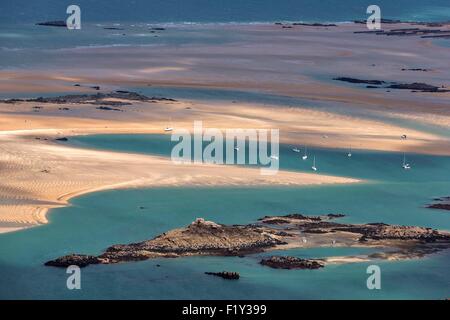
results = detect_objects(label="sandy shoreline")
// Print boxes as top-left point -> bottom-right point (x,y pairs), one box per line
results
0,127 -> 359,234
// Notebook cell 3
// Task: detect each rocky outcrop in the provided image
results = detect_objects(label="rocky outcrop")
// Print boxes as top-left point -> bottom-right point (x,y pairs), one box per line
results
44,254 -> 101,268
45,218 -> 285,267
1,91 -> 177,106
401,68 -> 429,72
259,213 -> 344,224
354,18 -> 402,25
292,23 -> 337,27
96,106 -> 123,112
36,21 -> 67,27
205,271 -> 240,280
427,197 -> 450,211
260,256 -> 324,270
387,82 -> 441,92
350,224 -> 448,242
427,204 -> 450,211
333,77 -> 448,93
45,215 -> 450,268
352,21 -> 450,38
333,77 -> 385,85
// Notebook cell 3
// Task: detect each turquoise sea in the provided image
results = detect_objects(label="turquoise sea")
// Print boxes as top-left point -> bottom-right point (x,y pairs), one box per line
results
0,133 -> 449,299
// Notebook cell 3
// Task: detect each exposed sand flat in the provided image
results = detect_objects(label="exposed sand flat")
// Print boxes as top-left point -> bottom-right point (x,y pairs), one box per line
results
0,97 -> 447,155
0,129 -> 358,233
1,23 -> 448,126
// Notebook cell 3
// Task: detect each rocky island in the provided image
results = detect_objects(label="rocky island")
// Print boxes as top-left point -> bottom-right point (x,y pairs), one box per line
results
260,256 -> 324,270
333,77 -> 448,92
205,271 -> 240,280
2,91 -> 177,107
45,214 -> 450,269
427,197 -> 450,211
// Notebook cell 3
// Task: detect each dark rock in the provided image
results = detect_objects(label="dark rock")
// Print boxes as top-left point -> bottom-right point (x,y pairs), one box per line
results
1,91 -> 176,106
44,215 -> 450,269
387,82 -> 439,92
327,213 -> 346,219
260,256 -> 324,270
205,271 -> 240,280
426,197 -> 450,211
401,68 -> 429,72
427,204 -> 450,211
96,106 -> 123,112
55,137 -> 68,142
36,21 -> 67,27
45,254 -> 101,268
354,18 -> 402,24
333,77 -> 385,85
334,77 -> 447,93
292,23 -> 337,27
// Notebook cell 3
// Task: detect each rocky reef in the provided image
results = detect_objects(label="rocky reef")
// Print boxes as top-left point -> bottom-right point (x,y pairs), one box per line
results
36,21 -> 67,27
333,77 -> 448,93
260,256 -> 324,270
2,91 -> 177,106
45,215 -> 450,268
427,197 -> 450,211
44,254 -> 101,268
353,20 -> 450,38
205,271 -> 240,280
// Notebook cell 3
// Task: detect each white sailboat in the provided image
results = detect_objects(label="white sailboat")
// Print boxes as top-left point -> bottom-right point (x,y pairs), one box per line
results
402,153 -> 411,170
311,156 -> 317,171
347,145 -> 352,157
164,118 -> 173,132
302,146 -> 308,160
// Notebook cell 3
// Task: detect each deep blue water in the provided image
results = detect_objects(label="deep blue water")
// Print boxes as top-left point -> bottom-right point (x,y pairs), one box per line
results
1,0 -> 450,24
1,134 -> 449,299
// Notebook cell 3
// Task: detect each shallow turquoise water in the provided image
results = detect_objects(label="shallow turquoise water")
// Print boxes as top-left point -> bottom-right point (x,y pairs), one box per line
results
0,134 -> 449,299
